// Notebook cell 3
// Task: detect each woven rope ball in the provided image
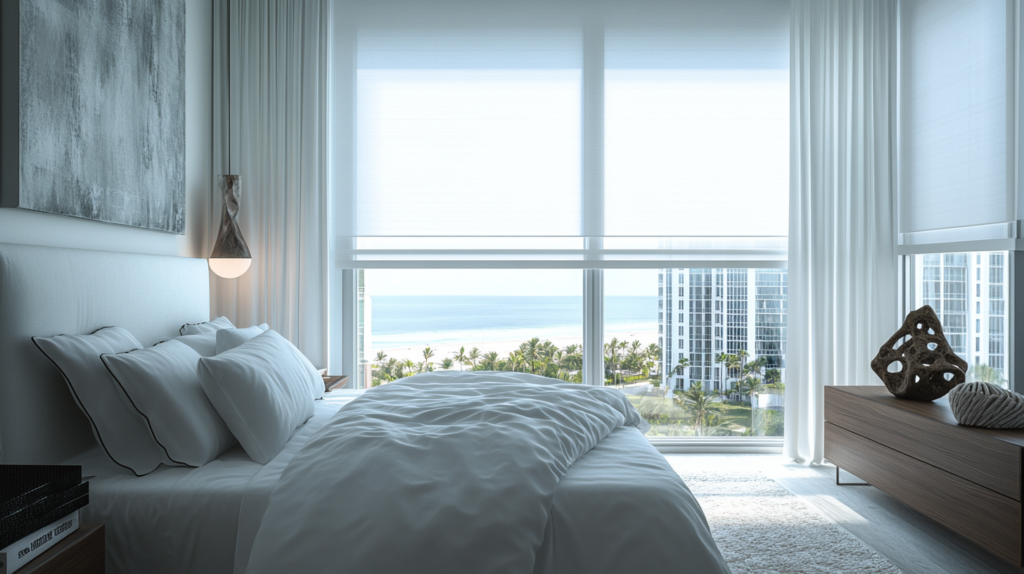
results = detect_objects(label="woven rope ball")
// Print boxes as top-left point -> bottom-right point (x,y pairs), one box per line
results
947,382 -> 1024,429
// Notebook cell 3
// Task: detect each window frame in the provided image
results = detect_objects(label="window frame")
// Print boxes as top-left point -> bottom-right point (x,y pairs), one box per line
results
330,20 -> 788,450
899,251 -> 1019,392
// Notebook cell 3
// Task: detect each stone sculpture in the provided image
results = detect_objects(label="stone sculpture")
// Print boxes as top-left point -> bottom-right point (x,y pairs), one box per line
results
948,382 -> 1024,429
870,305 -> 967,401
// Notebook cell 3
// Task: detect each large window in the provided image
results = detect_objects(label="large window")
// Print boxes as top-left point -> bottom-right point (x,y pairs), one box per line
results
909,252 -> 1009,388
360,269 -> 582,387
332,0 -> 790,443
604,269 -> 786,438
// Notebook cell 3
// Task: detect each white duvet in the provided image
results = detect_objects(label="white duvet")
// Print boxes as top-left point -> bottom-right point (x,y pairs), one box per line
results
246,372 -> 657,573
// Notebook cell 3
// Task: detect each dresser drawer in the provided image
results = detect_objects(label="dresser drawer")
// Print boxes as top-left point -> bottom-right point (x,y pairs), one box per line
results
825,386 -> 1021,500
825,422 -> 1022,565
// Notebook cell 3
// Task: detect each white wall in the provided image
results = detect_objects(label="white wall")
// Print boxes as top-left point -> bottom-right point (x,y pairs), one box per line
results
0,0 -> 211,258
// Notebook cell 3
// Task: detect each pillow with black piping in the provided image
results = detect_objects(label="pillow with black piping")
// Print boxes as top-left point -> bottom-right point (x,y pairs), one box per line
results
33,327 -> 174,476
215,324 -> 270,354
174,331 -> 219,357
101,340 -> 237,467
198,330 -> 316,464
179,316 -> 234,336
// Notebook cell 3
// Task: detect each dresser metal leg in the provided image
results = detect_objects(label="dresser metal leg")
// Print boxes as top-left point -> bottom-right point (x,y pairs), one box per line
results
836,466 -> 870,486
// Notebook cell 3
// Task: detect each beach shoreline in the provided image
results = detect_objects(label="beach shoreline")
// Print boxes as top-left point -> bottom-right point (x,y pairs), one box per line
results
374,330 -> 659,364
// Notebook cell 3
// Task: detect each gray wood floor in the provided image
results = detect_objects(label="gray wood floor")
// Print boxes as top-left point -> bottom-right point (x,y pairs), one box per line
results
665,454 -> 1021,574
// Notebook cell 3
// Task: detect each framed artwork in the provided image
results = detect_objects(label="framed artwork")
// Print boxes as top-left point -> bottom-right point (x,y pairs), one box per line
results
1,0 -> 186,233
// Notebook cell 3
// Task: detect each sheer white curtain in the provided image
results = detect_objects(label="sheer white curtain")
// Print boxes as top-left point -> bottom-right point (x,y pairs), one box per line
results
786,0 -> 898,463
211,0 -> 330,368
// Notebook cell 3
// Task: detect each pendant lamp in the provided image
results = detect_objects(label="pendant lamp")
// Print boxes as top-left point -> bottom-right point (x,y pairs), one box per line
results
209,174 -> 251,278
209,2 -> 251,279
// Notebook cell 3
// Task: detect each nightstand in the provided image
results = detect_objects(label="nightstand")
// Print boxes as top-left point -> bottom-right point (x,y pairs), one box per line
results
17,524 -> 103,574
322,375 -> 350,392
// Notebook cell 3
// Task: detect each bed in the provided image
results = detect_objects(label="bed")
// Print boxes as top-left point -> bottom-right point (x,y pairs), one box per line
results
0,242 -> 730,574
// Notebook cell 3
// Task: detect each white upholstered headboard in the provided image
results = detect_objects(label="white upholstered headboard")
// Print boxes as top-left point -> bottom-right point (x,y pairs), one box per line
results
0,243 -> 210,464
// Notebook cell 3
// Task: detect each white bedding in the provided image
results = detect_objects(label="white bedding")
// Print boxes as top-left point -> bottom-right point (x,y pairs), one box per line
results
246,372 -> 730,574
81,374 -> 728,574
79,397 -> 353,574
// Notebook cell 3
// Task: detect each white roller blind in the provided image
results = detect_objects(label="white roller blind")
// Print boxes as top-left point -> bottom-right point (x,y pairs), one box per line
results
334,0 -> 791,266
900,0 -> 1009,238
356,28 -> 582,237
604,2 -> 789,239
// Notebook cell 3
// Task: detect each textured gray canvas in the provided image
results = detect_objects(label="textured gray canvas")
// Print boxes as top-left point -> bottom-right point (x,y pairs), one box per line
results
17,0 -> 185,233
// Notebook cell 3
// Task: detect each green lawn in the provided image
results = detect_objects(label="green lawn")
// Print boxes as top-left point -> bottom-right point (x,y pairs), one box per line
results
624,393 -> 755,437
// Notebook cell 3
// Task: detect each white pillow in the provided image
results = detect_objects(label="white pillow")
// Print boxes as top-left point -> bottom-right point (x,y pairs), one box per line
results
180,316 -> 234,336
33,327 -> 171,475
101,340 -> 237,467
215,324 -> 270,354
197,330 -> 315,464
287,340 -> 326,400
175,332 -> 219,357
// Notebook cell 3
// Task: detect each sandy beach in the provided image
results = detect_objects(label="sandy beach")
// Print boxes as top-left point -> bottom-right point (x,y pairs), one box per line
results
375,329 -> 659,365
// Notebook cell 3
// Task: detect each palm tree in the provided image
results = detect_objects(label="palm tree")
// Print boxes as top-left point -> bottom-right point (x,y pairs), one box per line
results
736,348 -> 750,377
453,347 -> 469,371
732,375 -> 765,432
440,358 -> 454,370
646,343 -> 662,377
744,356 -> 767,381
715,352 -> 730,392
421,347 -> 435,372
521,338 -> 543,374
468,347 -> 481,369
628,340 -> 643,375
676,356 -> 690,377
732,376 -> 764,405
673,382 -> 724,437
765,368 -> 782,388
385,358 -> 399,380
966,363 -> 1007,386
725,354 -> 742,394
605,338 -> 623,384
480,351 -> 501,371
506,350 -> 526,372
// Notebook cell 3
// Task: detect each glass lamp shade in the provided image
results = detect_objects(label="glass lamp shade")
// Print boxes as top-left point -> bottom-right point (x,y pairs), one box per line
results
209,257 -> 252,279
209,174 -> 252,279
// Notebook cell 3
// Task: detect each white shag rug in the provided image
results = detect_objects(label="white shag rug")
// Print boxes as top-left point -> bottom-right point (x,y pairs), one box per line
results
674,463 -> 902,574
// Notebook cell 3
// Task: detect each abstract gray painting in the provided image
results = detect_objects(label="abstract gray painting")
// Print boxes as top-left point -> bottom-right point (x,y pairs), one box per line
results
16,0 -> 185,233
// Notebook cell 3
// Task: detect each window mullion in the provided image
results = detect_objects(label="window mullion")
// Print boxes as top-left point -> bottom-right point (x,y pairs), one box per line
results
583,269 -> 604,386
582,24 -> 604,385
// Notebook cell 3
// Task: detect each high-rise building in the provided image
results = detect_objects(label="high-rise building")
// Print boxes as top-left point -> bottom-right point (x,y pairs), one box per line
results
916,253 -> 1006,378
660,269 -> 788,391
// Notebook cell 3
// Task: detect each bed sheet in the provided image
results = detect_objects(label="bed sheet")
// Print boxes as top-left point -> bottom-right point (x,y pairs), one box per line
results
78,390 -> 722,574
536,426 -> 727,573
78,396 -> 351,574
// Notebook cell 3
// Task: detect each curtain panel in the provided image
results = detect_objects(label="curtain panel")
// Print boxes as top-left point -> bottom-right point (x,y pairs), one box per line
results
211,0 -> 330,368
786,0 -> 898,464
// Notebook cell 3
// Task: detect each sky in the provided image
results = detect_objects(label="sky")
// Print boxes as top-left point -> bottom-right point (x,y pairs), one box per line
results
364,268 -> 659,296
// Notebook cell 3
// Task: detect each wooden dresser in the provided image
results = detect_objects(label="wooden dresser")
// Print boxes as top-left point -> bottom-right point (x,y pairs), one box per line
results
824,385 -> 1024,566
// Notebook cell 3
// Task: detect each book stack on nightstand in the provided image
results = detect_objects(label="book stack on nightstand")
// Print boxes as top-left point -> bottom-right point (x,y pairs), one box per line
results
0,466 -> 96,574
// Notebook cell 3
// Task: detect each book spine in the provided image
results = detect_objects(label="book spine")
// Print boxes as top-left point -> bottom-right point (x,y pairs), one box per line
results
0,510 -> 78,574
1,466 -> 83,520
0,484 -> 88,550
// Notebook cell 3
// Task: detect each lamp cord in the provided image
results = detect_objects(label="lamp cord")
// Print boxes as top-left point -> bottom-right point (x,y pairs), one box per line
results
227,0 -> 231,174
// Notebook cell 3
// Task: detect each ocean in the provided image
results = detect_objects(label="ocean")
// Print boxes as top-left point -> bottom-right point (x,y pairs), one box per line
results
368,295 -> 658,349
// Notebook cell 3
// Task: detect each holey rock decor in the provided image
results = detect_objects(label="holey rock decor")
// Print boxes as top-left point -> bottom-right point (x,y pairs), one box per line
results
948,382 -> 1024,429
870,305 -> 967,401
